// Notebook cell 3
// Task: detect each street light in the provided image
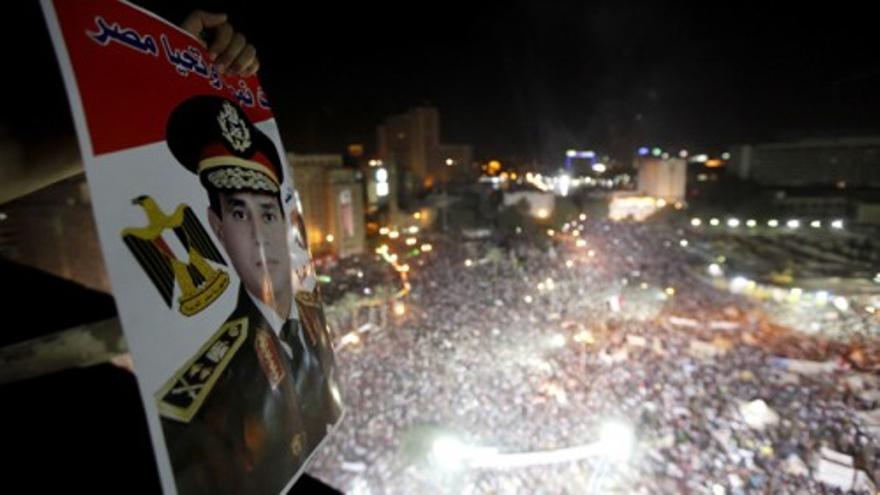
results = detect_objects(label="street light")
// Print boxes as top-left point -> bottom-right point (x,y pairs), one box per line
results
442,159 -> 455,231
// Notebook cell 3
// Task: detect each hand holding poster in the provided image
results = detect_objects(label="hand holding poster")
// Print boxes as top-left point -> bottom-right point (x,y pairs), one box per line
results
41,1 -> 343,493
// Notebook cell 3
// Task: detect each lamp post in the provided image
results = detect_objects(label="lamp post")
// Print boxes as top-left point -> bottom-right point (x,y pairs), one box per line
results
443,158 -> 454,232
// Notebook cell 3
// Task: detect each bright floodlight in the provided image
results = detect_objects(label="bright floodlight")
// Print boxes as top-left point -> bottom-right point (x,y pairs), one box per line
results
592,163 -> 607,173
431,436 -> 467,470
376,182 -> 389,197
709,218 -> 720,226
558,174 -> 571,196
746,219 -> 757,228
831,219 -> 844,229
727,218 -> 740,228
691,218 -> 702,227
810,220 -> 821,228
768,219 -> 779,228
708,263 -> 723,277
787,219 -> 800,229
679,239 -> 689,247
599,420 -> 635,461
730,276 -> 749,293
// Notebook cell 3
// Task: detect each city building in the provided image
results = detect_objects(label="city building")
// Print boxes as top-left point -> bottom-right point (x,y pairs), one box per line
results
287,153 -> 366,258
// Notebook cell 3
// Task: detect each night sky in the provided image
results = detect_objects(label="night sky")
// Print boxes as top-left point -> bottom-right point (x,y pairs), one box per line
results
7,1 -> 880,164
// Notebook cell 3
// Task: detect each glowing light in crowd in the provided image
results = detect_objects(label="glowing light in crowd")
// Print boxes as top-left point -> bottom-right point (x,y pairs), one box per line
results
638,146 -> 650,156
833,296 -> 849,312
566,149 -> 577,157
523,295 -> 533,304
536,208 -> 550,219
340,332 -> 360,346
665,287 -> 676,296
579,213 -> 587,221
727,218 -> 740,228
576,239 -> 587,248
421,244 -> 433,252
379,227 -> 389,235
592,163 -> 607,173
831,219 -> 844,229
691,218 -> 702,227
787,219 -> 800,229
722,152 -> 731,160
413,212 -> 422,220
810,220 -> 821,228
550,334 -> 566,348
815,291 -> 829,306
565,260 -> 574,268
394,302 -> 406,316
545,278 -> 555,290
652,147 -> 662,157
655,198 -> 667,208
325,234 -> 334,243
547,229 -> 555,237
588,250 -> 595,257
538,282 -> 546,291
574,330 -> 595,344
465,259 -> 473,267
679,150 -> 688,158
867,306 -> 876,314
709,218 -> 720,226
730,276 -> 749,293
389,230 -> 400,239
405,237 -> 417,246
430,436 -> 467,470
692,154 -> 708,163
768,219 -> 779,228
746,219 -> 757,228
409,226 -> 419,234
708,263 -> 723,277
679,239 -> 689,248
599,420 -> 635,461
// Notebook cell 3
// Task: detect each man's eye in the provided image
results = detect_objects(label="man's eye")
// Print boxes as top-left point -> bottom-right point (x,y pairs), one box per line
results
232,210 -> 246,220
263,213 -> 277,222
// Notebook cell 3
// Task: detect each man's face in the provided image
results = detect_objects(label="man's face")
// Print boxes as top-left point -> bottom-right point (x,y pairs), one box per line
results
209,190 -> 292,306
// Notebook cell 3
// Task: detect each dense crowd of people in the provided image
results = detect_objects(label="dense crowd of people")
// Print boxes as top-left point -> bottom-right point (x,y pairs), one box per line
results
306,218 -> 880,494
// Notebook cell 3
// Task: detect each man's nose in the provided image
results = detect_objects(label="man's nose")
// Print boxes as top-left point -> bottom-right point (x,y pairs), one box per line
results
251,216 -> 268,245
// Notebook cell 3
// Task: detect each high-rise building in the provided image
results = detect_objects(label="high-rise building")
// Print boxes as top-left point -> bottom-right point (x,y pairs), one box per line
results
731,137 -> 880,187
376,106 -> 472,194
636,157 -> 686,201
288,153 -> 366,258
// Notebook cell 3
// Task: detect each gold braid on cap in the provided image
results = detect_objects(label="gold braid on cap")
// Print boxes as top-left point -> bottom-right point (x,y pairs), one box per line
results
206,167 -> 279,193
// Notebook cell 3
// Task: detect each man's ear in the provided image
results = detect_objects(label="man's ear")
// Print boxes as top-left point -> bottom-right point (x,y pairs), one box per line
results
208,206 -> 224,244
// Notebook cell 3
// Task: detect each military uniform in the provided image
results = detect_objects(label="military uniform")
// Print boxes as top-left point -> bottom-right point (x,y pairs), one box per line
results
157,95 -> 342,494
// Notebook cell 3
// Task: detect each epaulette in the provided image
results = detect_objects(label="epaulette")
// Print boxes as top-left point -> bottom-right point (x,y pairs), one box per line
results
155,317 -> 248,423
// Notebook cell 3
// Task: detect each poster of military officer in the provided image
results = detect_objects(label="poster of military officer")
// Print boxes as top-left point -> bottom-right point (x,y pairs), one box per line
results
155,95 -> 343,494
41,1 -> 343,493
